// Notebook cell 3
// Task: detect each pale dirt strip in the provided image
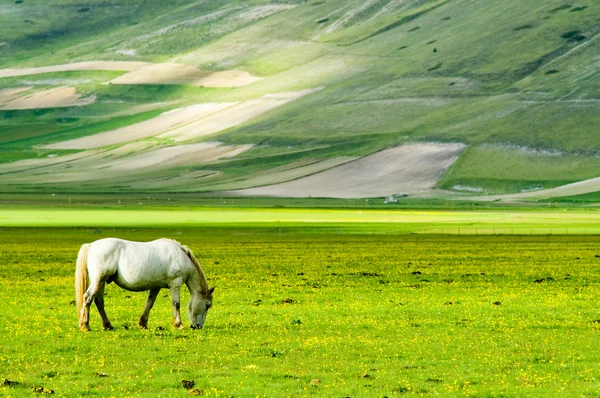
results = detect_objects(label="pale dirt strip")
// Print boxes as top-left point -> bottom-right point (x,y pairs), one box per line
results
42,102 -> 236,149
109,64 -> 263,87
0,150 -> 101,175
194,70 -> 263,88
469,176 -> 600,202
0,86 -> 95,110
160,88 -> 322,142
0,86 -> 32,105
43,88 -> 320,149
2,142 -> 252,184
0,61 -> 262,87
129,170 -> 221,190
0,142 -> 154,175
97,101 -> 181,118
203,156 -> 357,191
0,61 -> 150,78
101,142 -> 253,171
234,143 -> 466,198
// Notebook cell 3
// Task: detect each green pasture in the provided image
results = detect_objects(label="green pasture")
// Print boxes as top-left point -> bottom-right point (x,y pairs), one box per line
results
438,145 -> 600,194
1,208 -> 600,235
1,228 -> 600,397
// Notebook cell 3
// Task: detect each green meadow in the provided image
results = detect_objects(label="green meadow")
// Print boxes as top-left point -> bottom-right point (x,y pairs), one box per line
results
1,227 -> 600,397
1,0 -> 600,395
1,207 -> 600,234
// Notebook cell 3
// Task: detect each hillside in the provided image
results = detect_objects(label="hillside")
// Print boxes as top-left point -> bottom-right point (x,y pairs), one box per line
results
0,0 -> 598,199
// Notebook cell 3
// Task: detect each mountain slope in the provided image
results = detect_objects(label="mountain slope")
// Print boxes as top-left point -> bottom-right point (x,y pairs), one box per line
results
0,0 -> 598,198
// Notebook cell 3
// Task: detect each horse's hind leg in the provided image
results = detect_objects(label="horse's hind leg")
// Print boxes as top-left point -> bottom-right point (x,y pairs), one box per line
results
139,288 -> 161,329
94,282 -> 114,331
80,279 -> 102,331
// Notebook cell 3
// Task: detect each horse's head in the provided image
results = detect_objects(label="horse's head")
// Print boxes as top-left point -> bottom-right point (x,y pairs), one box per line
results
188,286 -> 215,329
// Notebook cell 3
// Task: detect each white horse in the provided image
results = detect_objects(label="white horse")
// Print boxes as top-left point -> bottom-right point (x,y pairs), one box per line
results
75,238 -> 214,331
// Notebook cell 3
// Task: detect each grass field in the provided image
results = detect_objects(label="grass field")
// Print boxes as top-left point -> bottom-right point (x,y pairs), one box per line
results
1,227 -> 600,397
1,207 -> 600,235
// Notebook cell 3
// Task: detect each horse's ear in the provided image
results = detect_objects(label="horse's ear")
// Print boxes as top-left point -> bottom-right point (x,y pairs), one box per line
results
209,287 -> 215,295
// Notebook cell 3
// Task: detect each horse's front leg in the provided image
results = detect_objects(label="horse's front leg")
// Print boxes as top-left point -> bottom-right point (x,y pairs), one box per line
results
169,285 -> 183,329
139,288 -> 161,329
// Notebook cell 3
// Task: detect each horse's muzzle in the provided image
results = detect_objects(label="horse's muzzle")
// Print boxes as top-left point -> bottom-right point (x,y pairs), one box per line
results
191,324 -> 203,330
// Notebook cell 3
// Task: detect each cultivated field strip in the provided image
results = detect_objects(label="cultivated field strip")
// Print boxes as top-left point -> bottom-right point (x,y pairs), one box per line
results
0,142 -> 252,185
0,61 -> 150,78
109,64 -> 262,87
41,103 -> 236,149
237,143 -> 466,198
159,89 -> 321,142
0,86 -> 95,110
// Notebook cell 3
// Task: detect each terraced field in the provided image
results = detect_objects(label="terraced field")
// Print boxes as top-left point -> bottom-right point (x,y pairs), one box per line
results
0,0 -> 599,199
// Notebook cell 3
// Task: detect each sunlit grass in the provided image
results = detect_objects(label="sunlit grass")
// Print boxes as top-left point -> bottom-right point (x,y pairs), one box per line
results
1,228 -> 600,396
1,207 -> 600,235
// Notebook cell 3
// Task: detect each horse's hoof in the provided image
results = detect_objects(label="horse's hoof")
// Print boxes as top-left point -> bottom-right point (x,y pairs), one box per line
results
103,325 -> 115,331
79,325 -> 90,332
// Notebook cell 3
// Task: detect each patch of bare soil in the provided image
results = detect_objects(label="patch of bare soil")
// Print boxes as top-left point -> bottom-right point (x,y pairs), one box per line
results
0,86 -> 32,105
0,87 -> 95,110
100,142 -> 253,171
193,69 -> 263,87
109,63 -> 262,87
42,88 -> 318,150
2,142 -> 251,185
160,88 -> 321,141
202,156 -> 356,191
42,103 -> 236,149
0,61 -> 150,78
471,176 -> 600,202
233,143 -> 466,198
0,61 -> 261,87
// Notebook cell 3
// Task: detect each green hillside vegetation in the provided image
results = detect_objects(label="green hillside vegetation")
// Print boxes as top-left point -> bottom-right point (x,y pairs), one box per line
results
439,145 -> 600,194
0,0 -> 598,196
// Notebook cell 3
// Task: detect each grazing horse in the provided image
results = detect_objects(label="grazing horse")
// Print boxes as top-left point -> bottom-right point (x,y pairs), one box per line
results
75,238 -> 214,331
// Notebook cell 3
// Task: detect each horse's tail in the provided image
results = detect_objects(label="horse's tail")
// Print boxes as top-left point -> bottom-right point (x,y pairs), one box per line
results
75,244 -> 90,321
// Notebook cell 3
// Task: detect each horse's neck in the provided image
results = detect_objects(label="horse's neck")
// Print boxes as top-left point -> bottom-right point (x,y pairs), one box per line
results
186,266 -> 208,296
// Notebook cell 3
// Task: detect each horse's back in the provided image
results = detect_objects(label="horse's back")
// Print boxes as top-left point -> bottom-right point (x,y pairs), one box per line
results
87,238 -> 125,273
88,238 -> 189,291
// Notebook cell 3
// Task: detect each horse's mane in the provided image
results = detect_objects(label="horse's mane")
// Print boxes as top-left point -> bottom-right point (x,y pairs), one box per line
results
174,240 -> 210,296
